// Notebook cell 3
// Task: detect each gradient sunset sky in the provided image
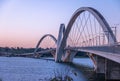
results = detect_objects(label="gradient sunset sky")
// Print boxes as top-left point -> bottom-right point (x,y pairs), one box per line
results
0,0 -> 120,48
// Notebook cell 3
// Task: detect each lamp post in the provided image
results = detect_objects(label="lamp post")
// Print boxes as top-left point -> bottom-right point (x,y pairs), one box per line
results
111,24 -> 119,43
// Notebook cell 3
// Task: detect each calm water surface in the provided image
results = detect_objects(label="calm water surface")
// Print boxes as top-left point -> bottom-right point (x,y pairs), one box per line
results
0,57 -> 93,81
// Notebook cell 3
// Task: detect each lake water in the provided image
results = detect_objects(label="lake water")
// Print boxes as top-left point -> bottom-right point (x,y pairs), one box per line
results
0,57 -> 94,81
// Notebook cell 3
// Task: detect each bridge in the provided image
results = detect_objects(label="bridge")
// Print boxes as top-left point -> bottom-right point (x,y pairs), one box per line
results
22,7 -> 120,80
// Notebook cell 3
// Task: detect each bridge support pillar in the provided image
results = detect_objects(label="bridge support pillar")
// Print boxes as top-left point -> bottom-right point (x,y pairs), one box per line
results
62,50 -> 76,62
55,49 -> 63,62
96,56 -> 105,81
105,59 -> 120,81
55,24 -> 65,62
68,51 -> 77,62
96,56 -> 120,81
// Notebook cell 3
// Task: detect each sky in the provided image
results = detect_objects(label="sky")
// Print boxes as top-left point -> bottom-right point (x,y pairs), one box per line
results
0,0 -> 120,48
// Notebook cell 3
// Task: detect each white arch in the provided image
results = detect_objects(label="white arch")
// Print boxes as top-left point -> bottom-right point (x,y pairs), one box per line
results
60,7 -> 117,49
34,34 -> 57,54
57,7 -> 117,65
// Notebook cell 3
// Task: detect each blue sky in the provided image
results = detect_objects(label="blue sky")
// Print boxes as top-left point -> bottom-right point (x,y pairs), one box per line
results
0,0 -> 120,47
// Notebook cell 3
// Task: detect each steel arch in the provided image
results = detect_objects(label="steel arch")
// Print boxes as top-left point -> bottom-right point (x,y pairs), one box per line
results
34,34 -> 57,54
61,7 -> 117,49
57,7 -> 117,64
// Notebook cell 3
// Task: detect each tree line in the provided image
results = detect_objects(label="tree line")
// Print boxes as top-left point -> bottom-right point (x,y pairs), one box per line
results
0,47 -> 88,57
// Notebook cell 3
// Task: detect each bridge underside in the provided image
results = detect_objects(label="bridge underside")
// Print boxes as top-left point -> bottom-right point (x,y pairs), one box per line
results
59,49 -> 120,81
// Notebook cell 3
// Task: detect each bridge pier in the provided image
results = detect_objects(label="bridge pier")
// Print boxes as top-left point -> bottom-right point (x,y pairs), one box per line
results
95,56 -> 120,81
105,59 -> 120,81
55,24 -> 65,62
96,56 -> 105,81
62,50 -> 76,62
55,49 -> 63,62
68,51 -> 77,62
